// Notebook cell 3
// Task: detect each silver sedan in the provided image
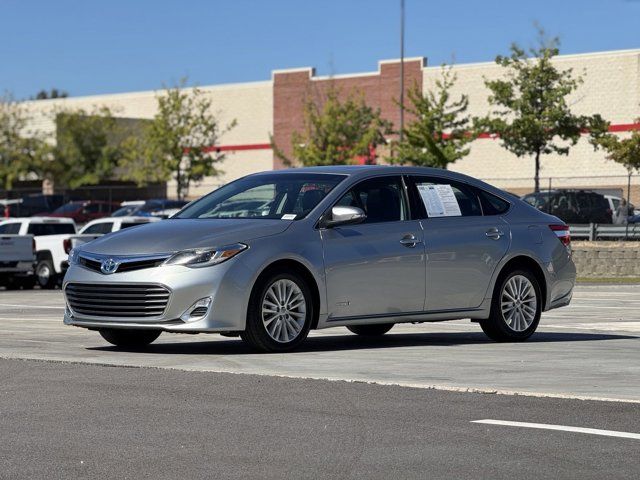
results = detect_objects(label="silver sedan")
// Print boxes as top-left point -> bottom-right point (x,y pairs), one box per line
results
63,166 -> 576,352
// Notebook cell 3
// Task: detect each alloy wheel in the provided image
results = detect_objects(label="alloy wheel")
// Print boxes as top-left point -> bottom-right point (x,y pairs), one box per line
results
261,279 -> 307,343
500,274 -> 537,332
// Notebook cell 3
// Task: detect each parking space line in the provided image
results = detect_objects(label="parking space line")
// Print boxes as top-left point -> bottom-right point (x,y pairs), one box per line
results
471,419 -> 640,440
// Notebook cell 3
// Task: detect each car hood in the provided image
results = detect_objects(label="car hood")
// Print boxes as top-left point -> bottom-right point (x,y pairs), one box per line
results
82,218 -> 293,255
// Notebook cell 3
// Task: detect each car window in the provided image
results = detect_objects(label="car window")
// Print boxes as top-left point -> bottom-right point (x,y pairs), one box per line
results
84,204 -> 101,214
53,203 -> 81,214
411,176 -> 481,218
0,223 -> 21,234
120,222 -> 146,230
177,173 -> 345,220
476,189 -> 510,215
27,223 -> 76,236
336,176 -> 407,224
81,222 -> 113,234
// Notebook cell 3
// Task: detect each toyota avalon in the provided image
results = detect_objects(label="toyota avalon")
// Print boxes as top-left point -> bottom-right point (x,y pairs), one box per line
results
63,166 -> 576,352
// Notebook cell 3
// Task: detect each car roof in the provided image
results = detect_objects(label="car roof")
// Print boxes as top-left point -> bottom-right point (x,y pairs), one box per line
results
248,165 -> 508,197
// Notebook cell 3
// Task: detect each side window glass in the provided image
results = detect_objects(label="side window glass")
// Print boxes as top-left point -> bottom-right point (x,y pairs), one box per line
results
83,223 -> 113,234
412,177 -> 482,218
0,223 -> 21,234
477,189 -> 510,215
337,176 -> 407,224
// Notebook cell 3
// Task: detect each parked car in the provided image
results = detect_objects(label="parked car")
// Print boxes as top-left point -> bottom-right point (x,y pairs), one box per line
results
48,201 -> 120,224
64,166 -> 576,352
0,230 -> 36,289
521,189 -> 612,224
1,194 -> 65,218
604,195 -> 639,223
111,199 -> 189,218
0,217 -> 77,288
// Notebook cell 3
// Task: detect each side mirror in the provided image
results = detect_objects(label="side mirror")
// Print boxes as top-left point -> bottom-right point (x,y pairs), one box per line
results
322,206 -> 366,228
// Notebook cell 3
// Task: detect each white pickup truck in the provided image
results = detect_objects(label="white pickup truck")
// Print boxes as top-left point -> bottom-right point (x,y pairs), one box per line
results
0,217 -> 76,288
62,216 -> 161,267
0,232 -> 36,289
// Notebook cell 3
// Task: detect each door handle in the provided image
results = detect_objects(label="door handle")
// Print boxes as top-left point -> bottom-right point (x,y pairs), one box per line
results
485,228 -> 504,240
400,234 -> 422,248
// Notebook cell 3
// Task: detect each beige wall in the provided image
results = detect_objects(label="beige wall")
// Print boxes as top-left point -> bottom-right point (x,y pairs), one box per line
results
423,49 -> 640,199
23,81 -> 274,198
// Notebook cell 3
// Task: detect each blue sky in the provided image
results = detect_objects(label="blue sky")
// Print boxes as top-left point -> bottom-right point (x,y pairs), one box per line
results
1,0 -> 639,99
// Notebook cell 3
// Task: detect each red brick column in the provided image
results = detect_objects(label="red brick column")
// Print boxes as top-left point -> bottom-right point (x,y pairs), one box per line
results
272,58 -> 425,169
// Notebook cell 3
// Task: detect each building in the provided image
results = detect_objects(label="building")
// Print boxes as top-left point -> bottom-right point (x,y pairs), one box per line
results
23,48 -> 640,201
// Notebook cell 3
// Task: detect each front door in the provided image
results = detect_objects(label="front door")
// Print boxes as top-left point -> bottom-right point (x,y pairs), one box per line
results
321,176 -> 426,319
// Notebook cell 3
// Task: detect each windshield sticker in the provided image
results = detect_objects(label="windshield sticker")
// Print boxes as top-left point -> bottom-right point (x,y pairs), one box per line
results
417,184 -> 462,217
281,214 -> 297,220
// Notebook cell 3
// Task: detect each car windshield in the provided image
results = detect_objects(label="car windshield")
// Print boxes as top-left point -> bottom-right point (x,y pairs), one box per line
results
111,205 -> 139,217
176,173 -> 346,220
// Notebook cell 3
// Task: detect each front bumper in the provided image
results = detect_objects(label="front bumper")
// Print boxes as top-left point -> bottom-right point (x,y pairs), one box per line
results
63,259 -> 253,333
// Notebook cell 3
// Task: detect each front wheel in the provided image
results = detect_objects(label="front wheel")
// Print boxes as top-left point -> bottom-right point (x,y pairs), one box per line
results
99,329 -> 161,348
241,270 -> 313,352
347,324 -> 394,336
480,269 -> 542,342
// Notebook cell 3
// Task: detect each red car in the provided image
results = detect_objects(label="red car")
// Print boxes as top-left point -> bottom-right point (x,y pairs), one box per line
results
48,201 -> 120,224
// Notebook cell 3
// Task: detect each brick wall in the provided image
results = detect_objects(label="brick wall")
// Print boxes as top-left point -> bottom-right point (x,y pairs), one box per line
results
572,241 -> 640,278
272,58 -> 425,169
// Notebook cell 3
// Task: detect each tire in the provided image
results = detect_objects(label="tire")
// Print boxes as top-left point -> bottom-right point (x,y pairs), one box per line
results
241,270 -> 313,352
347,324 -> 394,336
480,269 -> 542,342
99,329 -> 161,348
15,276 -> 36,290
35,257 -> 57,289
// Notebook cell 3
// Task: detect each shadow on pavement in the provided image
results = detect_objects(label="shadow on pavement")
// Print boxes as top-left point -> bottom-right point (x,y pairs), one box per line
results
87,330 -> 638,355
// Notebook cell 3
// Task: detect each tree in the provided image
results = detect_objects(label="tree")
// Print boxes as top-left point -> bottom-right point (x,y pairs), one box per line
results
479,30 -> 607,191
120,80 -> 236,199
33,88 -> 69,100
591,120 -> 640,200
275,86 -> 392,166
392,66 -> 476,169
0,95 -> 47,190
49,106 -> 123,188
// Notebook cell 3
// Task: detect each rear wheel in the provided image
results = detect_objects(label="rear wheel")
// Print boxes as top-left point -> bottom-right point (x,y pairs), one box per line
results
241,270 -> 313,352
99,329 -> 161,348
480,269 -> 541,342
347,324 -> 394,336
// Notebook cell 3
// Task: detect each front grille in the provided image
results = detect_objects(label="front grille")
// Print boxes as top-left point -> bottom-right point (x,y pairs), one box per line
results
78,255 -> 166,274
65,283 -> 171,318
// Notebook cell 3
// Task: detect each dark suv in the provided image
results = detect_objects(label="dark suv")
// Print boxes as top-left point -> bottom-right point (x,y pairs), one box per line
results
522,189 -> 612,224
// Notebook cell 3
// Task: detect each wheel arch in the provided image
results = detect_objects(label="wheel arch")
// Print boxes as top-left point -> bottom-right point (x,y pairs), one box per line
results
251,258 -> 322,329
492,255 -> 548,309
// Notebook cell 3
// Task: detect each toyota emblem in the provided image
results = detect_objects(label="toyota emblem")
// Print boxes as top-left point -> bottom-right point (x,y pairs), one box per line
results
100,258 -> 119,275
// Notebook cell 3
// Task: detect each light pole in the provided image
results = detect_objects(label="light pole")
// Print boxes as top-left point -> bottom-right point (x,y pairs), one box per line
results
399,0 -> 405,144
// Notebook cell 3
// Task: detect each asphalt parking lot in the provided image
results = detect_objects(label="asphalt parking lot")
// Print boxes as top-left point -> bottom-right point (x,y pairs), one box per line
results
1,285 -> 639,478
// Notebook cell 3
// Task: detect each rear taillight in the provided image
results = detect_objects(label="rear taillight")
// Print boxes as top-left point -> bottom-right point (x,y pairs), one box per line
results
63,238 -> 72,254
549,224 -> 571,247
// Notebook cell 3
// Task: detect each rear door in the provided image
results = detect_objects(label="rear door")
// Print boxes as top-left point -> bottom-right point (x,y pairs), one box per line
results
407,175 -> 511,311
321,175 -> 426,319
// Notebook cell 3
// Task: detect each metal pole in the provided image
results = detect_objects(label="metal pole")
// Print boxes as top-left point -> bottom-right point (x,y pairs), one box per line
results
626,171 -> 631,240
399,0 -> 405,145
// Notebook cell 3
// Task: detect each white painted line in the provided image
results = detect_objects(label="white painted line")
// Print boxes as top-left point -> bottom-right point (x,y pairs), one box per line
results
471,419 -> 640,440
0,304 -> 64,309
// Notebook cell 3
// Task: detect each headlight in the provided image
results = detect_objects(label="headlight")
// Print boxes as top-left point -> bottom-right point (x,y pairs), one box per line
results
163,243 -> 247,268
68,248 -> 80,265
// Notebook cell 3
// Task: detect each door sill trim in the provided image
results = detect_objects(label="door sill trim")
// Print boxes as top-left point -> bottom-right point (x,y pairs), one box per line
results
327,307 -> 481,323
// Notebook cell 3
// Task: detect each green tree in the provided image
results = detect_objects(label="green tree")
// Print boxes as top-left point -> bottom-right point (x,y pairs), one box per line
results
591,119 -> 640,178
479,30 -> 607,191
120,80 -> 236,199
0,95 -> 47,190
50,106 -> 122,188
275,86 -> 392,166
392,66 -> 476,169
32,88 -> 69,100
